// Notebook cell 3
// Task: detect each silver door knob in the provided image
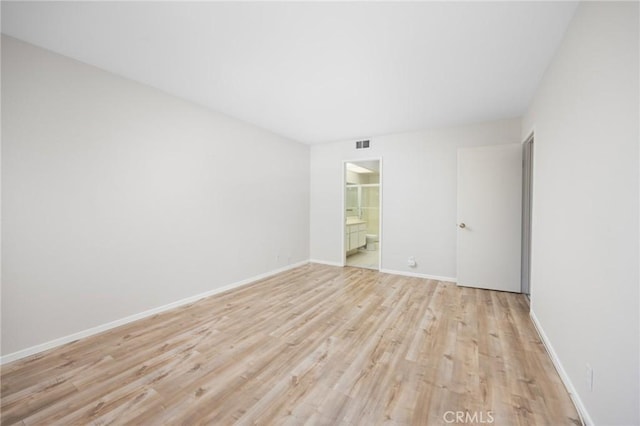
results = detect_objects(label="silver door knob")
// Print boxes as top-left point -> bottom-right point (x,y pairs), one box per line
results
458,223 -> 466,229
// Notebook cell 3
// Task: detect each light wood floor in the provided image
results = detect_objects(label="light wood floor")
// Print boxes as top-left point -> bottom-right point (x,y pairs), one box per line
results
1,264 -> 580,425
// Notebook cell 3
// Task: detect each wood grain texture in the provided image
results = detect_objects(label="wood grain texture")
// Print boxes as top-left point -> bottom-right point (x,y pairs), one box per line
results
1,264 -> 580,425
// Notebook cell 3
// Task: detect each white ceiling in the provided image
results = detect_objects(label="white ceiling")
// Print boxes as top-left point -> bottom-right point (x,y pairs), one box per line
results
1,1 -> 577,144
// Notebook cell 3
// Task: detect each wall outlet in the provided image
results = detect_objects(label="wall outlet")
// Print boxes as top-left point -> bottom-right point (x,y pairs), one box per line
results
407,256 -> 416,267
585,364 -> 593,391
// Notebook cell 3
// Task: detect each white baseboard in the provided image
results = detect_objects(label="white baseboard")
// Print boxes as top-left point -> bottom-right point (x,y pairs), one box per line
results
379,268 -> 456,283
309,259 -> 344,267
308,260 -> 457,285
308,262 -> 457,284
0,260 -> 310,365
529,310 -> 593,426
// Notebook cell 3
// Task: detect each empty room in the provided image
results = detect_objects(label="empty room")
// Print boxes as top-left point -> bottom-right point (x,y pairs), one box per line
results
1,1 -> 638,425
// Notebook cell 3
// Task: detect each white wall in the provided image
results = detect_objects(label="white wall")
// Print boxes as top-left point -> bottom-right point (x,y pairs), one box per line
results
522,2 -> 639,425
1,36 -> 310,356
310,118 -> 521,278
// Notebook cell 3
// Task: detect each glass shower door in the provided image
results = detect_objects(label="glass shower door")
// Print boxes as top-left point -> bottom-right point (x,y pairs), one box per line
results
345,186 -> 359,219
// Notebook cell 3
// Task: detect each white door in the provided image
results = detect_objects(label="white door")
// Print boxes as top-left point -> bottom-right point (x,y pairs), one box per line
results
457,143 -> 522,292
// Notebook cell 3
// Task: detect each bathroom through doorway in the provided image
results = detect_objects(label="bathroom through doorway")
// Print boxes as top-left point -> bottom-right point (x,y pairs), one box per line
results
343,159 -> 381,270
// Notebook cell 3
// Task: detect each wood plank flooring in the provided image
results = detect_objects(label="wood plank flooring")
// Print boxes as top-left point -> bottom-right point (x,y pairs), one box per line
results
1,264 -> 580,425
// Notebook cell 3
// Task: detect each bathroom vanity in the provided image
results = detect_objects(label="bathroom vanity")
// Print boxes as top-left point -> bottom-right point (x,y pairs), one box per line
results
345,219 -> 367,251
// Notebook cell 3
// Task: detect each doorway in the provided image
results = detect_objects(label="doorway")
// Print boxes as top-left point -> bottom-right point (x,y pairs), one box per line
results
344,159 -> 381,270
521,134 -> 534,297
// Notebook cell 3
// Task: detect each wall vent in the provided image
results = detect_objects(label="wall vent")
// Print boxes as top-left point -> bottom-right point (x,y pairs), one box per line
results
355,140 -> 370,149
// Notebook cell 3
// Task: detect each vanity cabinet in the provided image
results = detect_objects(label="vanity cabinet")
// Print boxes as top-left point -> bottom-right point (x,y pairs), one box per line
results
346,222 -> 367,251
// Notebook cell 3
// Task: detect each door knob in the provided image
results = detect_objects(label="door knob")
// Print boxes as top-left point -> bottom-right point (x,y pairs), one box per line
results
458,223 -> 466,229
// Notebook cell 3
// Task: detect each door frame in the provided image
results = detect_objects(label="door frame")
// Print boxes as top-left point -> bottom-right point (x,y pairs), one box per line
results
521,132 -> 534,297
341,157 -> 383,270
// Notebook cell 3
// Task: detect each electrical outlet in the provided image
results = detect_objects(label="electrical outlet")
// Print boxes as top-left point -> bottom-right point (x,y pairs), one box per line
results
407,256 -> 416,267
585,364 -> 593,391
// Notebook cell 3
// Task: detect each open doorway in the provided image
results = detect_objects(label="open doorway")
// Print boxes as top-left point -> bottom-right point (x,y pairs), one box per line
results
344,159 -> 381,270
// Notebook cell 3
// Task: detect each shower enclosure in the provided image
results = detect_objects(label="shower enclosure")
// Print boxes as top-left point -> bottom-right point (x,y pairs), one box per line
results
346,185 -> 379,231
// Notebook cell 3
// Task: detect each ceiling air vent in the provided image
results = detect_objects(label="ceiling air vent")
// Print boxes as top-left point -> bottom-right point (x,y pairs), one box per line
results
355,140 -> 370,149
